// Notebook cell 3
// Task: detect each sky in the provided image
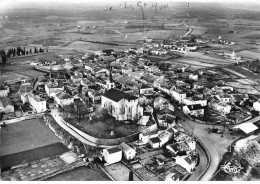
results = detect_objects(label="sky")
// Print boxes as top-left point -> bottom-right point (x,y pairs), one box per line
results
0,0 -> 260,12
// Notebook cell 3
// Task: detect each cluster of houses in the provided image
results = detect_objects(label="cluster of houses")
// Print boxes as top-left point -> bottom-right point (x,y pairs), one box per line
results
1,34 -> 260,180
102,124 -> 197,180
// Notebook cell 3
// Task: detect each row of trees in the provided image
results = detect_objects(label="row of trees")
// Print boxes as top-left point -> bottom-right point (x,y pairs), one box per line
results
6,47 -> 48,58
0,47 -> 48,64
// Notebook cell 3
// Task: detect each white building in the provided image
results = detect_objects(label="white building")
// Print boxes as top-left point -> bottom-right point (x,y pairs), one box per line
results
54,91 -> 74,107
183,97 -> 207,107
45,83 -> 64,97
102,146 -> 122,165
189,74 -> 198,81
139,132 -> 158,144
183,104 -> 204,117
101,88 -> 143,121
140,84 -> 154,95
175,155 -> 196,173
120,142 -> 136,160
171,89 -> 187,103
149,137 -> 161,148
158,128 -> 174,146
253,101 -> 260,112
216,94 -> 232,104
28,93 -> 46,113
209,101 -> 231,115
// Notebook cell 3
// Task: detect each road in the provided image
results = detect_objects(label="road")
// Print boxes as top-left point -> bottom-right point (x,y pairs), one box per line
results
182,23 -> 193,38
188,141 -> 208,181
51,109 -> 111,148
172,108 -> 220,181
181,117 -> 220,181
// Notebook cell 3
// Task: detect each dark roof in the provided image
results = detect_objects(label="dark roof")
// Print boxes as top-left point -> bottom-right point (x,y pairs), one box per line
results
184,156 -> 193,165
107,146 -> 122,154
150,137 -> 161,144
140,84 -> 152,89
103,88 -> 137,102
187,104 -> 204,111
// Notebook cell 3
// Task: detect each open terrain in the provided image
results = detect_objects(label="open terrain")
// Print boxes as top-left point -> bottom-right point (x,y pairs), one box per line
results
47,166 -> 111,181
1,118 -> 60,156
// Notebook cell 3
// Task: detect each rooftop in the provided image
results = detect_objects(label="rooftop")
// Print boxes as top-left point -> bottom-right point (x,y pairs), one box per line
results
150,137 -> 161,144
107,146 -> 122,154
103,88 -> 137,102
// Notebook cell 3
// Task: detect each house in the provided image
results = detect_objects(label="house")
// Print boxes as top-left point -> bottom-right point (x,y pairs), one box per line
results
149,137 -> 162,148
157,114 -> 175,128
189,74 -> 198,81
171,89 -> 186,103
54,91 -> 74,107
0,85 -> 10,97
175,155 -> 196,173
158,128 -> 174,146
120,142 -> 136,160
166,143 -> 179,155
183,104 -> 204,117
154,96 -> 173,111
0,97 -> 14,114
88,90 -> 103,104
144,65 -> 160,73
209,100 -> 231,115
183,97 -> 207,107
138,113 -> 150,126
28,93 -> 46,113
216,94 -> 232,103
101,88 -> 143,121
45,82 -> 64,97
253,101 -> 260,112
102,146 -> 122,165
139,132 -> 158,144
140,84 -> 154,95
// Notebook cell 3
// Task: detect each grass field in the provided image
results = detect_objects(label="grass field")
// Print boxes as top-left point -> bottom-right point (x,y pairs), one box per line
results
47,166 -> 111,181
1,118 -> 60,156
0,142 -> 68,169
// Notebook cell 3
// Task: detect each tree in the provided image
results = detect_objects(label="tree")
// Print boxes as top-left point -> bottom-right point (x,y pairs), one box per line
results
0,49 -> 7,64
129,171 -> 134,181
63,100 -> 91,122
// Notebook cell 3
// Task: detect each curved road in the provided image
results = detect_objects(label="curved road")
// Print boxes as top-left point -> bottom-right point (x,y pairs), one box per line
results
181,116 -> 220,181
51,109 -> 111,148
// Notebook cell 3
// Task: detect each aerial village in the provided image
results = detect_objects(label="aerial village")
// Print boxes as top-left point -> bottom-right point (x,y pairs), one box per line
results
1,35 -> 260,181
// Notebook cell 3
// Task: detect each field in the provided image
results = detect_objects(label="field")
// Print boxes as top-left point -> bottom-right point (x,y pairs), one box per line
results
0,143 -> 68,169
47,166 -> 111,181
227,66 -> 260,79
1,118 -> 60,156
